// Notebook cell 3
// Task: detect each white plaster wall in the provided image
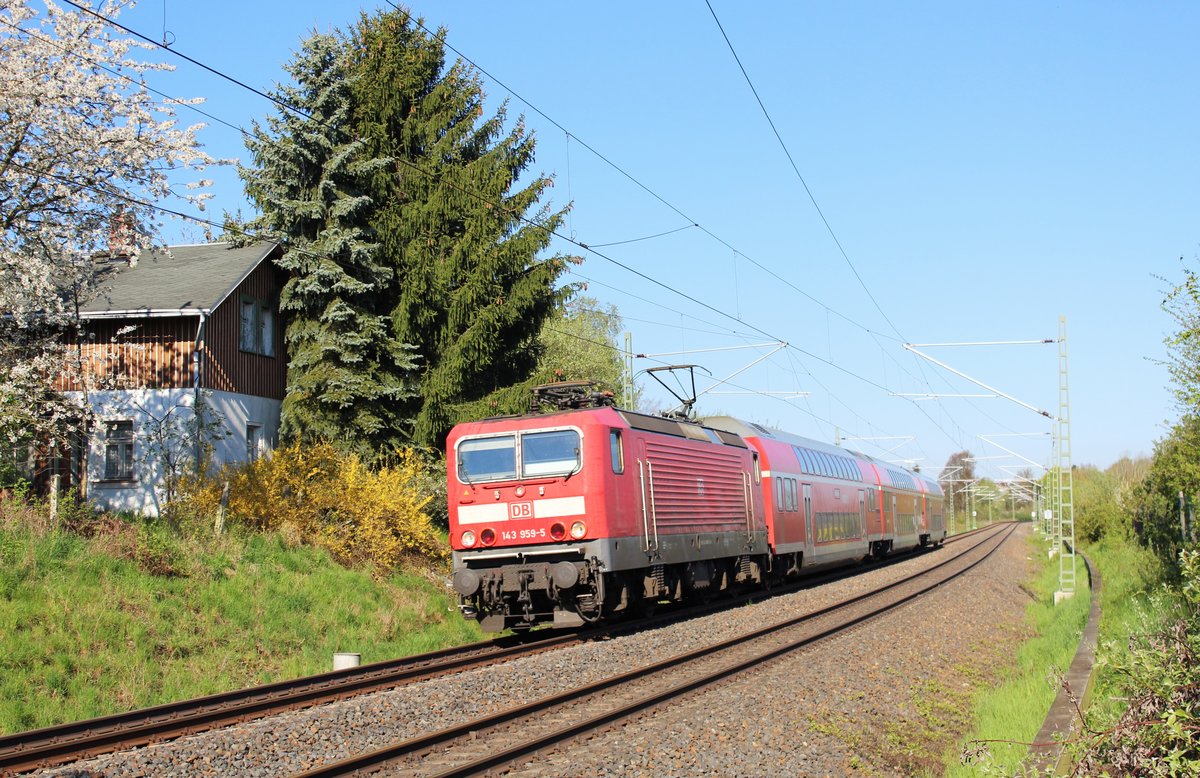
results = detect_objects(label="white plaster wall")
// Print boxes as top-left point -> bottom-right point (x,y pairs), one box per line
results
65,388 -> 281,517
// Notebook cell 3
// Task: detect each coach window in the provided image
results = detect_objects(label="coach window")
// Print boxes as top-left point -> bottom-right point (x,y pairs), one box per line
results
775,477 -> 785,509
610,430 -> 624,474
752,452 -> 761,483
818,453 -> 831,477
787,479 -> 798,512
800,449 -> 815,475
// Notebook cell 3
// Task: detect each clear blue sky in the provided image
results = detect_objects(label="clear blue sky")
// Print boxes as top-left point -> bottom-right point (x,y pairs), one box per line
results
108,0 -> 1198,479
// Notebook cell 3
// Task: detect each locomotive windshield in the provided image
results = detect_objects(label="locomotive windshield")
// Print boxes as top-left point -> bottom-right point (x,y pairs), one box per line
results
456,428 -> 582,483
458,435 -> 517,482
522,430 -> 581,476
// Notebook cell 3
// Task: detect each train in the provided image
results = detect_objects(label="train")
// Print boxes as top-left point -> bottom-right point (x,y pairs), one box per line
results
447,383 -> 946,632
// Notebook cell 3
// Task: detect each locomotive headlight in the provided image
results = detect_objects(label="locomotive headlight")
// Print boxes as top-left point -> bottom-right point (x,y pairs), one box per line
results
461,530 -> 477,548
569,520 -> 587,539
480,528 -> 497,546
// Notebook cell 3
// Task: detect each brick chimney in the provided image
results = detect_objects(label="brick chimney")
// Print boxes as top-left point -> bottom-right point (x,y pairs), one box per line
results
108,210 -> 139,265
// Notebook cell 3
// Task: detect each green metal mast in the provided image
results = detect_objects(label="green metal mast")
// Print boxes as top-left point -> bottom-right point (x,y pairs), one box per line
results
1055,315 -> 1077,602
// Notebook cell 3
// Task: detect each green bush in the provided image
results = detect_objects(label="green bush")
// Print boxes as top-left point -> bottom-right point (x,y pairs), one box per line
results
1075,546 -> 1200,775
174,442 -> 448,572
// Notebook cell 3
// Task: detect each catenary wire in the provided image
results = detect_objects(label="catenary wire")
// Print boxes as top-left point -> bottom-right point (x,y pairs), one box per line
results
386,0 -> 907,347
42,0 -> 972,453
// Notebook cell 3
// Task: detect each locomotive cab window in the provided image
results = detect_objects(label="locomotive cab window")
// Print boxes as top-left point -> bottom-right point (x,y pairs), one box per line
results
458,435 -> 517,482
610,430 -> 624,474
522,429 -> 581,477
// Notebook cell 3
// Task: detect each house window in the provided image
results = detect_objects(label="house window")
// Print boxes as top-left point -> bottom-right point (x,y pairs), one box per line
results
240,295 -> 275,357
103,420 -> 135,481
246,423 -> 263,462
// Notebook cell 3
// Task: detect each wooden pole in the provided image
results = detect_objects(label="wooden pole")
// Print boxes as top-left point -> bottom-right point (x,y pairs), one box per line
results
215,480 -> 230,535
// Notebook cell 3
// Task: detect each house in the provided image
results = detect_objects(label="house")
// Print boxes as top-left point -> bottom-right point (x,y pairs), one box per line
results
56,241 -> 286,516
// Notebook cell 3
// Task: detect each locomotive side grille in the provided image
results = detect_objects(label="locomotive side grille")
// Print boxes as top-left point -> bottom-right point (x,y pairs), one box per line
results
644,439 -> 748,531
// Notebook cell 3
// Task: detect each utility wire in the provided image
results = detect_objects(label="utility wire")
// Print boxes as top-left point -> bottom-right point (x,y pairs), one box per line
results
392,0 -> 970,449
704,0 -> 902,341
584,223 -> 698,249
543,324 -> 847,432
703,0 -> 990,449
0,16 -> 249,140
62,0 -> 309,123
47,0 -> 962,448
387,0 -> 905,346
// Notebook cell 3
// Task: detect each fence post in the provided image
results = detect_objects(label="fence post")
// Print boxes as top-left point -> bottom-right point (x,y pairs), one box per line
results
215,480 -> 230,535
1190,493 -> 1196,544
1181,490 -> 1188,544
49,473 -> 60,525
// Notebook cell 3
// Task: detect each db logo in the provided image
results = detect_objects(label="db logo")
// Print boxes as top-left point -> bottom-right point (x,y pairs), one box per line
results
509,501 -> 533,519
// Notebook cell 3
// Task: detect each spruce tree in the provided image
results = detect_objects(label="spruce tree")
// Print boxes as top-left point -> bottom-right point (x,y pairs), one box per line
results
241,31 -> 418,452
349,9 -> 574,447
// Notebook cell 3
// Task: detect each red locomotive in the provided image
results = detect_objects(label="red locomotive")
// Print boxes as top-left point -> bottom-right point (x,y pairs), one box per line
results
447,384 -> 945,632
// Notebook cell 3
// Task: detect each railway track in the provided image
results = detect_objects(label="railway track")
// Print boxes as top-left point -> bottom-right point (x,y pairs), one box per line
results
0,523 -> 997,776
0,630 -> 583,776
296,522 -> 1016,777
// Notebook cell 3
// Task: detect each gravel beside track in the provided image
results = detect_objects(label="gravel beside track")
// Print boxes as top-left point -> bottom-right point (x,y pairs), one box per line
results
40,524 -> 1034,777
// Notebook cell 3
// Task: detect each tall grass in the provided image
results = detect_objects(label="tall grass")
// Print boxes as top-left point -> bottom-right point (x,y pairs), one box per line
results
0,504 -> 482,734
1077,533 -> 1171,729
943,531 -> 1091,776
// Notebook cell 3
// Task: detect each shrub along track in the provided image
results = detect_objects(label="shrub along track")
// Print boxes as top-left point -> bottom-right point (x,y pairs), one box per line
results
0,526 -> 994,777
297,523 -> 1017,777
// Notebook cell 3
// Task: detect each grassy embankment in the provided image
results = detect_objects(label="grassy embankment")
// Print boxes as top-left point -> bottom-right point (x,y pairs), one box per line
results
940,528 -> 1090,775
943,529 -> 1173,775
0,504 -> 483,735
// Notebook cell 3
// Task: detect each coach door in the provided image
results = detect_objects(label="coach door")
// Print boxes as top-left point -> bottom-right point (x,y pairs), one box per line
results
803,484 -> 814,560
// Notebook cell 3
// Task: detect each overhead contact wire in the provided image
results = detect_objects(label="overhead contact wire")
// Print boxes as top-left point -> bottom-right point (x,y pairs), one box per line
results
54,0 -> 957,448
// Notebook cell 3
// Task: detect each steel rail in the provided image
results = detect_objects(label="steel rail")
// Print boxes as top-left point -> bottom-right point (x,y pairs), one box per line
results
0,630 -> 581,776
0,522 -> 1003,776
296,523 -> 1016,776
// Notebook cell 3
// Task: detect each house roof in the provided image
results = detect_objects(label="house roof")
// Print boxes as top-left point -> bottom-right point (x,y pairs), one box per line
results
80,241 -> 281,318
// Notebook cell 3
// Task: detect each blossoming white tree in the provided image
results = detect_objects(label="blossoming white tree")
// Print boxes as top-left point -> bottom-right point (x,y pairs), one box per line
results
0,0 -> 216,465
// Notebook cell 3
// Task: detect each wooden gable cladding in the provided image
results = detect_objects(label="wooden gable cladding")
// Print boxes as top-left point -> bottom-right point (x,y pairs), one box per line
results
58,246 -> 287,400
202,258 -> 286,400
58,317 -> 198,392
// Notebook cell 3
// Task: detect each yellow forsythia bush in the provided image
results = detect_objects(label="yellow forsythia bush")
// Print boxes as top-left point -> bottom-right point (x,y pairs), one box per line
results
179,442 -> 448,570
